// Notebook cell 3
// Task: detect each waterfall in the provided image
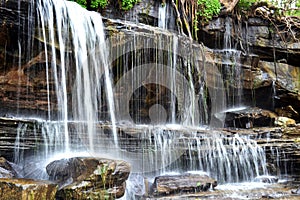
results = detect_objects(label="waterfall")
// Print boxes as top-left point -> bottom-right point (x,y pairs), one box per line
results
158,3 -> 167,29
8,0 -> 271,190
218,17 -> 243,107
186,133 -> 268,183
12,0 -> 119,171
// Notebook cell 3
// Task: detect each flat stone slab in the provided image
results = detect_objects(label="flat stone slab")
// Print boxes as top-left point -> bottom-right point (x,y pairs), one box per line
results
152,173 -> 217,196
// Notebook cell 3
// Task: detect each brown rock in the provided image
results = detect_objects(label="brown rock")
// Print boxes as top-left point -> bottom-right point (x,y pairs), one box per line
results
47,157 -> 131,199
276,105 -> 299,120
0,178 -> 57,200
223,107 -> 277,128
152,173 -> 217,196
275,117 -> 296,127
220,0 -> 239,13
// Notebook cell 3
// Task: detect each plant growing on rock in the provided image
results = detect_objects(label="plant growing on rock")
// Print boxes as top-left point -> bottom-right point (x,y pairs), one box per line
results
70,0 -> 140,11
119,0 -> 140,10
70,0 -> 109,9
197,0 -> 221,23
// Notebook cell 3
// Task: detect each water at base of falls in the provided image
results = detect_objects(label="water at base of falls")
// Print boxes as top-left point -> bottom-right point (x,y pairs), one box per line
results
10,0 -> 273,198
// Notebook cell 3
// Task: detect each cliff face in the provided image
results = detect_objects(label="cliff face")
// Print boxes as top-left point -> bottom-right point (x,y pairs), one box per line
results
1,1 -> 300,198
103,0 -> 300,121
0,0 -> 299,123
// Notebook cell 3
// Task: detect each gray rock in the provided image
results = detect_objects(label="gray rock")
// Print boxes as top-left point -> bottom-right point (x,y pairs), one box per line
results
0,157 -> 18,178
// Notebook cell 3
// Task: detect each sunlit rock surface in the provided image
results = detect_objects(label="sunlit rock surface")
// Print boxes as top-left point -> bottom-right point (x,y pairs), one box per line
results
0,178 -> 57,200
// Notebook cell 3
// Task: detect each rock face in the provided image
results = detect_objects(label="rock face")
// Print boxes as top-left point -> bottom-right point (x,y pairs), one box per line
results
46,157 -> 131,199
0,178 -> 57,200
222,107 -> 277,128
152,173 -> 217,196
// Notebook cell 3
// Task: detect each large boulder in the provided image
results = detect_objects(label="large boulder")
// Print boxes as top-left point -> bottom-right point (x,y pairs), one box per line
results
0,178 -> 57,200
46,157 -> 131,199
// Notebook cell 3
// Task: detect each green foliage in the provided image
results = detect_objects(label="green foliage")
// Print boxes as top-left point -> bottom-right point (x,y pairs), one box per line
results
283,0 -> 300,16
70,0 -> 108,9
71,0 -> 87,8
121,0 -> 139,11
237,0 -> 257,11
197,0 -> 221,23
237,0 -> 300,17
70,0 -> 140,11
96,0 -> 109,9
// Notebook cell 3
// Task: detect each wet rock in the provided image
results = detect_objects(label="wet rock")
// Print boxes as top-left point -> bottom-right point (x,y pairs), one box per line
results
282,124 -> 300,136
223,107 -> 277,128
46,157 -> 86,185
152,173 -> 217,196
275,117 -> 296,127
291,186 -> 300,194
46,157 -> 131,199
248,26 -> 270,41
254,175 -> 279,183
0,157 -> 18,178
0,178 -> 57,200
258,61 -> 300,93
248,17 -> 269,26
276,105 -> 299,121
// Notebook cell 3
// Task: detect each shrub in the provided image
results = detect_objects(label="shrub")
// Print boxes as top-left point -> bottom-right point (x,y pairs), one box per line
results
197,0 -> 221,23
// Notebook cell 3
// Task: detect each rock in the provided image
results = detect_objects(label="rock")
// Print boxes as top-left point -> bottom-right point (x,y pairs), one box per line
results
248,17 -> 269,26
46,157 -> 131,199
222,107 -> 277,128
248,26 -> 270,41
258,61 -> 300,93
152,173 -> 217,196
276,105 -> 299,121
0,178 -> 57,200
125,174 -> 151,198
291,186 -> 300,194
0,157 -> 18,178
275,117 -> 296,127
220,0 -> 239,13
254,175 -> 279,183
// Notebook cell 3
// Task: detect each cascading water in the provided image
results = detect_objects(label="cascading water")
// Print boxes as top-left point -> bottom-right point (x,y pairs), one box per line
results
216,17 -> 243,107
7,0 -> 273,197
186,133 -> 268,183
158,3 -> 167,29
11,0 -> 120,178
